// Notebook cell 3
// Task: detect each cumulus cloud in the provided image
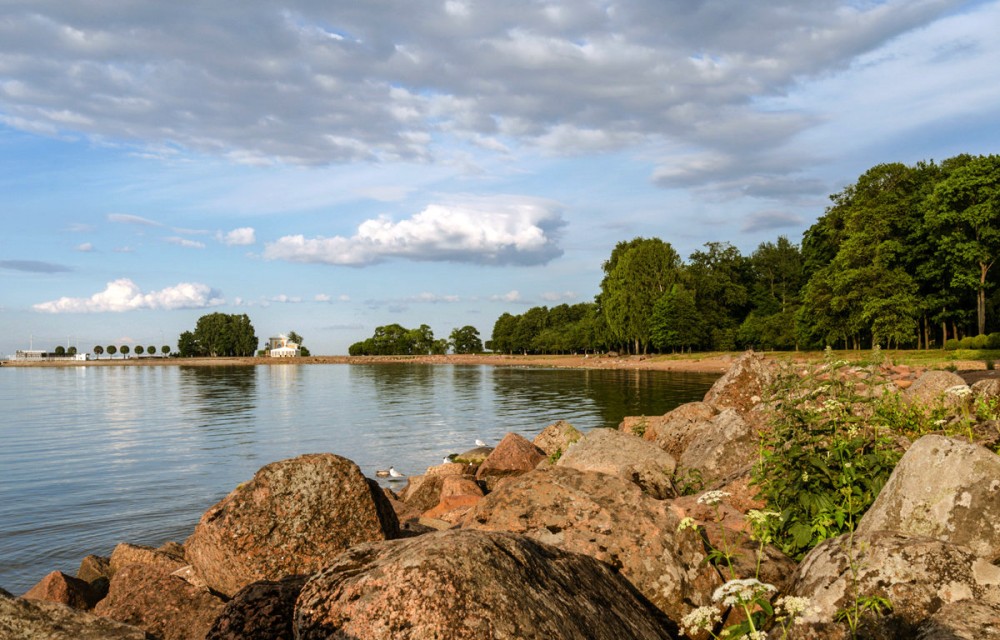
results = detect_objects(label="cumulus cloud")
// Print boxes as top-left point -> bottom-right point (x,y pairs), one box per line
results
0,260 -> 72,273
76,242 -> 94,252
271,294 -> 303,303
264,196 -> 564,266
0,1 -> 960,174
33,278 -> 223,313
220,227 -> 256,246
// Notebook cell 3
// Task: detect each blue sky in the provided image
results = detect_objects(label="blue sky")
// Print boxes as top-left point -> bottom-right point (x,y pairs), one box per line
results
2,0 -> 999,356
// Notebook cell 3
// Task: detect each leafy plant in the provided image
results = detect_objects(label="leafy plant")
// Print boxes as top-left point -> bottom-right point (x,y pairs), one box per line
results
672,466 -> 704,496
752,362 -> 904,560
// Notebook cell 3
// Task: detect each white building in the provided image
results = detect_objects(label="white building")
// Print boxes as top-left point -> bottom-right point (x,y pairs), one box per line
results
266,335 -> 300,358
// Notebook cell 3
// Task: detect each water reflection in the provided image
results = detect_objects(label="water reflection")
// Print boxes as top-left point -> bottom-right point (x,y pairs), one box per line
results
179,366 -> 257,417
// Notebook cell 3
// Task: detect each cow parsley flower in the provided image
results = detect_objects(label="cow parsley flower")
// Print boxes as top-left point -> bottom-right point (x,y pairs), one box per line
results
697,490 -> 731,506
681,605 -> 721,636
712,578 -> 777,607
677,516 -> 698,532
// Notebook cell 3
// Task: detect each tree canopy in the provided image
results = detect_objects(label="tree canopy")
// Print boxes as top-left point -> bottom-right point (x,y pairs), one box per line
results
177,313 -> 258,357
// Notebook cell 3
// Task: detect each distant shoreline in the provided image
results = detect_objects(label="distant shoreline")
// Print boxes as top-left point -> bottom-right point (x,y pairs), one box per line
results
1,353 -> 735,373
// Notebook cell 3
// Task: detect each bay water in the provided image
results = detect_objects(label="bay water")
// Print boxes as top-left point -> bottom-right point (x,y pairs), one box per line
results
0,363 -> 717,593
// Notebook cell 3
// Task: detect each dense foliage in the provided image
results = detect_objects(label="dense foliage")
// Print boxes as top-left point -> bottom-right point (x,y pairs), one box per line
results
489,153 -> 1000,355
177,313 -> 258,357
348,324 -> 449,356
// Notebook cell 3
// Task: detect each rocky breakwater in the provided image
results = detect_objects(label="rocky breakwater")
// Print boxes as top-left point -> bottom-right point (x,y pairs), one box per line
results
5,351 -> 1000,639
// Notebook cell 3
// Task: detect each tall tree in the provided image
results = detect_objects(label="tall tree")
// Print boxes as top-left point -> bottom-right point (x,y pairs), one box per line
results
685,242 -> 750,350
449,326 -> 483,354
926,154 -> 1000,336
93,345 -> 104,358
599,237 -> 681,354
189,313 -> 258,357
651,284 -> 700,352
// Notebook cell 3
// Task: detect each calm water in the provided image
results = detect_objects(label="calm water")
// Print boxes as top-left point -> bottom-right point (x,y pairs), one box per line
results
0,363 -> 717,593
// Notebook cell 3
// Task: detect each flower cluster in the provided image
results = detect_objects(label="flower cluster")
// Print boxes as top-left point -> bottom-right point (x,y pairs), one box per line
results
697,490 -> 731,506
712,578 -> 777,608
681,605 -> 722,636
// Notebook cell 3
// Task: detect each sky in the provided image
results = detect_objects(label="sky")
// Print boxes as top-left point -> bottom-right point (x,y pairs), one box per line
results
2,0 -> 999,356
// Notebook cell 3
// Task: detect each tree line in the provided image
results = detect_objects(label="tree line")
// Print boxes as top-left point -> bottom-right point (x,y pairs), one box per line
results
349,324 -> 483,356
489,154 -> 1000,354
90,344 -> 172,358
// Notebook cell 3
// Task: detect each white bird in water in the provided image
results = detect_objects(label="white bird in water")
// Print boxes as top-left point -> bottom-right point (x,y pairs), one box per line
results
388,467 -> 405,478
475,439 -> 488,447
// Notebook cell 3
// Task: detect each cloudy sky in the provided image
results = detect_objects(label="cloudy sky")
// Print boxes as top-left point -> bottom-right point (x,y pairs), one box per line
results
2,0 -> 999,356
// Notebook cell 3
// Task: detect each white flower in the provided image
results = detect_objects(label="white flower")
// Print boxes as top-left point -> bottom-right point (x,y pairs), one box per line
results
745,510 -> 780,526
681,605 -> 721,635
945,385 -> 973,398
775,595 -> 812,617
712,578 -> 777,607
697,490 -> 731,506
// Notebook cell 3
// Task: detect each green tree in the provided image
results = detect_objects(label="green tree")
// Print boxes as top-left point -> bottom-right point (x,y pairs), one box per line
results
148,345 -> 157,357
599,237 -> 681,354
651,284 -> 700,352
286,331 -> 310,356
107,345 -> 117,358
450,326 -> 483,354
177,331 -> 200,357
67,346 -> 77,356
93,345 -> 104,359
685,242 -> 750,351
54,345 -> 65,356
488,313 -> 519,354
926,154 -> 1000,336
135,345 -> 144,356
161,345 -> 171,356
188,313 -> 258,357
120,345 -> 130,358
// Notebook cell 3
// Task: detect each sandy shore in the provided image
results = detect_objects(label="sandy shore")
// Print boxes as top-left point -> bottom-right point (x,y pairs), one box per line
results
1,352 -> 736,373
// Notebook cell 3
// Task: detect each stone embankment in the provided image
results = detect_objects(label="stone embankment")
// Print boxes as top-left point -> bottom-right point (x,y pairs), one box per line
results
3,352 -> 1000,639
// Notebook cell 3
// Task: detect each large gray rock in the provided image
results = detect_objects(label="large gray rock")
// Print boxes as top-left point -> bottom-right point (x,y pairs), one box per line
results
703,351 -> 776,412
294,529 -> 677,640
186,453 -> 400,597
787,530 -> 1000,639
462,466 -> 719,622
915,599 -> 1000,639
556,427 -> 677,499
626,401 -> 717,460
0,587 -> 146,640
855,435 -> 1000,561
904,370 -> 969,407
678,408 -> 759,485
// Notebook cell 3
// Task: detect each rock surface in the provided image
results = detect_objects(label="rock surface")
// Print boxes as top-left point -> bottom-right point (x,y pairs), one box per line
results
206,575 -> 308,640
0,588 -> 146,640
904,370 -> 969,407
532,420 -> 582,457
855,435 -> 1000,560
628,401 -> 717,459
22,570 -> 101,610
678,408 -> 759,486
463,466 -> 719,622
555,427 -> 677,498
294,529 -> 678,640
702,351 -> 776,412
915,598 -> 1000,639
787,530 -> 1000,639
94,563 -> 226,640
475,432 -> 546,491
186,453 -> 400,597
109,541 -> 186,576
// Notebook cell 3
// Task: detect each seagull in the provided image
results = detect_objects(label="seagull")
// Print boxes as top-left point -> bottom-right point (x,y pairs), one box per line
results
442,453 -> 459,464
388,467 -> 405,478
475,439 -> 488,447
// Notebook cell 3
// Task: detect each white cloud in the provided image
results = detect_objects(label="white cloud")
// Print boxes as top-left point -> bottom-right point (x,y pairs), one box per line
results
314,293 -> 332,302
220,227 -> 256,246
33,278 -> 223,313
76,242 -> 94,252
271,294 -> 303,303
165,236 -> 206,249
492,290 -> 521,303
406,292 -> 461,303
108,213 -> 161,227
264,196 -> 564,266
